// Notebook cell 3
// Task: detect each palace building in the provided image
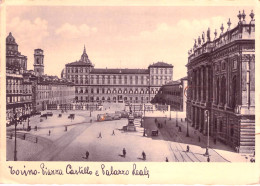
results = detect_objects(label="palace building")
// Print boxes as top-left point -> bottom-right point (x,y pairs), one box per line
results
186,10 -> 255,152
63,46 -> 173,104
6,32 -> 32,124
152,77 -> 187,112
6,33 -> 75,125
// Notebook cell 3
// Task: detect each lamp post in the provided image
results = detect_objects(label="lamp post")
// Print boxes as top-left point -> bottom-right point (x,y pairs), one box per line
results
204,110 -> 210,156
12,108 -> 20,161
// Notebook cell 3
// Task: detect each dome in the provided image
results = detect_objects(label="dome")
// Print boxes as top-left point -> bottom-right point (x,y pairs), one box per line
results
80,45 -> 92,64
6,32 -> 17,45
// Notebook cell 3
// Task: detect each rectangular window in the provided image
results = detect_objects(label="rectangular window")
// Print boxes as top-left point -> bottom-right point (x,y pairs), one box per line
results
97,75 -> 99,84
113,76 -> 116,84
124,76 -> 127,84
108,76 -> 110,84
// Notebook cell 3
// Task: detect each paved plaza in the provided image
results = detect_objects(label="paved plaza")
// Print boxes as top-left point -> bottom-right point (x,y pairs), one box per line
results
6,103 -> 254,162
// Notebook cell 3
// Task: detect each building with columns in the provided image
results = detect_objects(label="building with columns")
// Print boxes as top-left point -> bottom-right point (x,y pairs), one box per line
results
186,10 -> 255,152
63,46 -> 173,104
152,77 -> 188,112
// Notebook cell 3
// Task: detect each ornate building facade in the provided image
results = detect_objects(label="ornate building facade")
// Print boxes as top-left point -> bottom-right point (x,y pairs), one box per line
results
6,33 -> 75,125
63,46 -> 173,103
6,32 -> 32,124
152,77 -> 187,112
186,10 -> 255,152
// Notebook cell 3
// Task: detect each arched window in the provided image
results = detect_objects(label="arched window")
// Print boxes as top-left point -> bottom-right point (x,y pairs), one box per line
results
221,76 -> 226,104
216,78 -> 219,104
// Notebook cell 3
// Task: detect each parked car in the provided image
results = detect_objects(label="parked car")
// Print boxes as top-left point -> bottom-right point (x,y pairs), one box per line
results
47,112 -> 53,116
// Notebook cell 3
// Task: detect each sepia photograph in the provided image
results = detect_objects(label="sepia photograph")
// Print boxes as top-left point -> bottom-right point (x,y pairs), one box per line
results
4,5 -> 256,163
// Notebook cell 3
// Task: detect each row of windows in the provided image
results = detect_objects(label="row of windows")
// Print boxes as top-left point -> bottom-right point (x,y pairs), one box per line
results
75,96 -> 150,101
67,67 -> 173,74
150,68 -> 172,74
76,89 -> 158,94
7,95 -> 32,103
164,90 -> 181,96
70,77 -> 169,86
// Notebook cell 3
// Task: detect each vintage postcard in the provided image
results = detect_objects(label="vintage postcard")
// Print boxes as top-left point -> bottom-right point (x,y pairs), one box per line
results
0,0 -> 259,184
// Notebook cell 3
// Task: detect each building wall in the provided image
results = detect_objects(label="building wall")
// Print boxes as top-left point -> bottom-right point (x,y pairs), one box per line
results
152,78 -> 187,111
186,14 -> 255,152
65,59 -> 173,103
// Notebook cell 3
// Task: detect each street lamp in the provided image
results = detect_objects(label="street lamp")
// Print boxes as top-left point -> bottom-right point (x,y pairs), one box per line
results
143,104 -> 146,136
204,110 -> 210,156
12,108 -> 20,161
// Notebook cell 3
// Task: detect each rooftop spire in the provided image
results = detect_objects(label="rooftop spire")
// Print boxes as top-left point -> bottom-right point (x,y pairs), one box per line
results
83,44 -> 86,54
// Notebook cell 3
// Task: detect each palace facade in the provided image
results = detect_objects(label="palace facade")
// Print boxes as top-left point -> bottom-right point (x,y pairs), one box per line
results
152,77 -> 187,112
63,47 -> 173,104
186,10 -> 255,152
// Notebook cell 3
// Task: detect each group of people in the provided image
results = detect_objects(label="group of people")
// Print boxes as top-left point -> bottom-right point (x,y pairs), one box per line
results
97,130 -> 116,138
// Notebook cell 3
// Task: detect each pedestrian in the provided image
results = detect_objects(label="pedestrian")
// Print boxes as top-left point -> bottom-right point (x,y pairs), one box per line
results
85,151 -> 89,159
186,145 -> 190,152
35,137 -> 38,143
49,130 -> 51,136
198,136 -> 201,142
207,156 -> 210,162
178,126 -> 182,132
142,151 -> 146,160
166,157 -> 169,162
123,148 -> 126,158
65,126 -> 67,131
112,130 -> 115,135
98,132 -> 102,138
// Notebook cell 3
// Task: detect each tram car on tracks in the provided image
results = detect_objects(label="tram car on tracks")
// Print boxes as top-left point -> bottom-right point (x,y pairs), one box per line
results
97,113 -> 121,122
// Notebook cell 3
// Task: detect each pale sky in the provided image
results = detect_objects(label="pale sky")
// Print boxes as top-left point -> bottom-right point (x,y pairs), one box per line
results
6,6 -> 254,80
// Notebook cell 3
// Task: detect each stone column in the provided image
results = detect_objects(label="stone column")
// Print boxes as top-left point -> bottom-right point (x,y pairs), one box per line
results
197,69 -> 200,101
195,107 -> 198,129
192,70 -> 195,100
205,66 -> 209,102
201,67 -> 204,102
194,107 -> 197,128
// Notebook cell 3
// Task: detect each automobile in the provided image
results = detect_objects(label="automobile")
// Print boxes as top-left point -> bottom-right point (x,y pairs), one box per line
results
152,130 -> 159,136
47,112 -> 53,116
68,114 -> 75,119
40,114 -> 48,118
34,111 -> 41,115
